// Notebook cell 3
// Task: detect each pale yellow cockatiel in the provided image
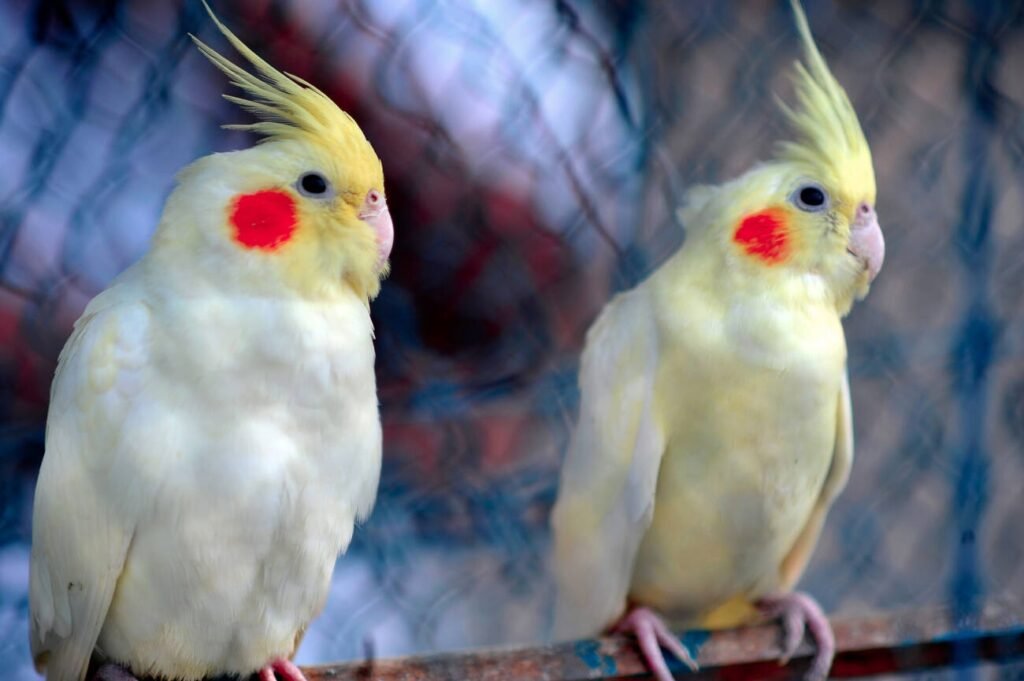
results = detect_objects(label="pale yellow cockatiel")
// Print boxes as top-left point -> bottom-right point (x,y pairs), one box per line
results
28,5 -> 393,681
551,3 -> 884,680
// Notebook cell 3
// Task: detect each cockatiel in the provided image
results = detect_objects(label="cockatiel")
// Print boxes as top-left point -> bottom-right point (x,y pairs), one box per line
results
28,5 -> 393,681
550,2 -> 883,680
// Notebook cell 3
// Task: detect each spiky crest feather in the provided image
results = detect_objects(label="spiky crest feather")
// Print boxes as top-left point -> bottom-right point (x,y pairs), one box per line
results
775,0 -> 875,206
190,1 -> 371,153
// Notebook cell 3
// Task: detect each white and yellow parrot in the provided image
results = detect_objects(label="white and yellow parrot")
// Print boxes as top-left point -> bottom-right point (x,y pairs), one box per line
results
550,2 -> 884,680
28,5 -> 393,681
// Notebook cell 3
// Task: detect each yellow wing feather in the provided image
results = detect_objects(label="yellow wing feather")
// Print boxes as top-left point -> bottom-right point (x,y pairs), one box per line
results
777,373 -> 854,591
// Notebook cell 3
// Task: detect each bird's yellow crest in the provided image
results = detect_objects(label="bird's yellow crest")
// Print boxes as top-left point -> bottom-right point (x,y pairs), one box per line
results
190,1 -> 371,152
775,0 -> 875,207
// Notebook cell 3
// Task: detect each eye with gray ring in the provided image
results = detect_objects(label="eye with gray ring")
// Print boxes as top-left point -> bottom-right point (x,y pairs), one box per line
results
296,171 -> 334,199
792,182 -> 829,212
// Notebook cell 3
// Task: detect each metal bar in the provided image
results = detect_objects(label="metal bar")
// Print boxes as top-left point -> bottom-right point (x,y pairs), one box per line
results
304,599 -> 1024,680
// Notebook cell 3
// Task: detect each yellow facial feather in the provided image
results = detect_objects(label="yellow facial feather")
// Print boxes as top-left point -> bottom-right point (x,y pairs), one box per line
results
176,2 -> 387,302
775,0 -> 875,208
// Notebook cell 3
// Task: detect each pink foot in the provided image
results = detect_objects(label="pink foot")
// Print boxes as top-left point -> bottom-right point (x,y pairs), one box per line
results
757,592 -> 834,681
612,606 -> 699,681
258,657 -> 308,681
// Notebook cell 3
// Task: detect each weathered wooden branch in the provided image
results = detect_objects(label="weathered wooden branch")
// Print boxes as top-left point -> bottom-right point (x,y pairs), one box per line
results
303,599 -> 1024,680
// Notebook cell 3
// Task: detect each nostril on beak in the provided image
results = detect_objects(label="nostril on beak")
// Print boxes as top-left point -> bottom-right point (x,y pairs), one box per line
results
854,202 -> 875,228
359,190 -> 386,220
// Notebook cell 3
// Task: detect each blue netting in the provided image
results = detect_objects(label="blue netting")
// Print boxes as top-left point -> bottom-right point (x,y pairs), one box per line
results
1,0 -> 1022,678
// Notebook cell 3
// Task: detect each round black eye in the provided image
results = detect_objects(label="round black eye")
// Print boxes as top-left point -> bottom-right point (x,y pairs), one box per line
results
297,172 -> 330,197
794,183 -> 828,212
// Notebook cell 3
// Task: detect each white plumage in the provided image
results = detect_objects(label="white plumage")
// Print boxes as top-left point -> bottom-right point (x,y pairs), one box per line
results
30,260 -> 381,681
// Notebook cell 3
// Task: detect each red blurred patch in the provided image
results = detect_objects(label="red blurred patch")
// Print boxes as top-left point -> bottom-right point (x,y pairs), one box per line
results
229,190 -> 297,251
734,209 -> 790,264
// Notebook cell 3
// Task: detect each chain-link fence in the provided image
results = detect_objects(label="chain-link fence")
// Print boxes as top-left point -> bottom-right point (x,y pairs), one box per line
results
1,0 -> 1022,678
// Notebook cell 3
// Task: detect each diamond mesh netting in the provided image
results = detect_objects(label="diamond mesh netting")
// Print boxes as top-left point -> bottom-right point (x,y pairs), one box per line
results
1,1 -> 1023,678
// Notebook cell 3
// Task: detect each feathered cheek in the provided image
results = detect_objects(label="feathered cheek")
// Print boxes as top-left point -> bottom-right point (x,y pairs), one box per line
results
733,209 -> 790,265
229,189 -> 298,251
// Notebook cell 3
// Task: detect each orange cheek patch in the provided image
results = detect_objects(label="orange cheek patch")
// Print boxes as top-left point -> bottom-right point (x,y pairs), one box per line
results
733,209 -> 790,264
229,190 -> 297,251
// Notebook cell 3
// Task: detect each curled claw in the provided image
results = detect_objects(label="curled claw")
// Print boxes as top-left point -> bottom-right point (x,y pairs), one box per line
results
757,592 -> 835,681
613,606 -> 699,681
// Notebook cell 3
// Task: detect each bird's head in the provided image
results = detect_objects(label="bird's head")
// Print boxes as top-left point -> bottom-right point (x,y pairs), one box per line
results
679,0 -> 882,315
151,3 -> 392,301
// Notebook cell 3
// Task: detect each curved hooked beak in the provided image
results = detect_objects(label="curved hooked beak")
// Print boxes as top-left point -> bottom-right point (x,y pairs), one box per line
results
358,189 -> 393,267
848,202 -> 884,281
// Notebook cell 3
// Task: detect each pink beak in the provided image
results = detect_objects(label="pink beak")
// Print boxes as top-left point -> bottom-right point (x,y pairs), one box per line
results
358,189 -> 393,266
848,202 -> 884,281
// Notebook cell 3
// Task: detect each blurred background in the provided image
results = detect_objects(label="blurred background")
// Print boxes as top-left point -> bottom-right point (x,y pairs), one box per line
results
1,0 -> 1023,678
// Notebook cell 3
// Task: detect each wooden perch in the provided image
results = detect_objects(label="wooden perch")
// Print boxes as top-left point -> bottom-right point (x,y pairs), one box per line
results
303,599 -> 1024,680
